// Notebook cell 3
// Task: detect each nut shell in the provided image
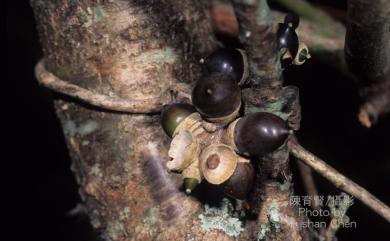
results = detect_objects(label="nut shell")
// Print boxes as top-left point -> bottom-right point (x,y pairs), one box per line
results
167,130 -> 201,171
203,48 -> 248,85
233,112 -> 290,157
277,23 -> 299,58
200,144 -> 238,185
221,161 -> 255,200
161,103 -> 196,137
192,73 -> 241,120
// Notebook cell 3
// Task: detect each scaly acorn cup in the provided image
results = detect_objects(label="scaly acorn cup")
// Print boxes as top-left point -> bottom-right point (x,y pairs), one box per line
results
199,144 -> 254,200
192,73 -> 241,123
161,103 -> 196,138
201,48 -> 249,85
292,42 -> 311,65
225,112 -> 290,157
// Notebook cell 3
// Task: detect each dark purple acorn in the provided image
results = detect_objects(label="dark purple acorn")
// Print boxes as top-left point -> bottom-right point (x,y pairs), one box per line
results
192,73 -> 241,120
233,112 -> 290,157
277,22 -> 299,58
202,48 -> 248,85
221,162 -> 255,200
161,103 -> 196,137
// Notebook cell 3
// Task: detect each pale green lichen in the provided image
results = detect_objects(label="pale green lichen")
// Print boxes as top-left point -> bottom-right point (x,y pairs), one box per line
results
119,207 -> 131,221
199,198 -> 243,237
90,163 -> 103,179
93,6 -> 104,22
136,47 -> 178,65
78,120 -> 99,136
63,120 -> 77,136
279,180 -> 291,191
246,101 -> 289,120
257,223 -> 270,241
143,207 -> 159,225
257,201 -> 283,240
105,220 -> 126,241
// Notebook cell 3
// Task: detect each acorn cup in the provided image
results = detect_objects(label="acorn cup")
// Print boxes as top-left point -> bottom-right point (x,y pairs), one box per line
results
201,48 -> 249,85
192,73 -> 241,123
199,144 -> 255,200
161,103 -> 205,192
292,42 -> 311,65
225,112 -> 290,157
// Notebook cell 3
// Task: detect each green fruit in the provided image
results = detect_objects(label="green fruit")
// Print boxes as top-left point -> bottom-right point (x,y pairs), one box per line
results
161,103 -> 196,137
184,178 -> 199,194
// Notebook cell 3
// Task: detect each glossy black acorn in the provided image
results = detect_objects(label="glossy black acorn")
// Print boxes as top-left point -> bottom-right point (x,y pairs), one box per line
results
161,103 -> 196,137
221,162 -> 255,200
192,73 -> 241,120
233,112 -> 290,157
202,48 -> 248,85
277,23 -> 299,58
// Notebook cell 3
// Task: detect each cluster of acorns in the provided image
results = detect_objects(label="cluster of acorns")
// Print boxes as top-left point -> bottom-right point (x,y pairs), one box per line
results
160,15 -> 308,200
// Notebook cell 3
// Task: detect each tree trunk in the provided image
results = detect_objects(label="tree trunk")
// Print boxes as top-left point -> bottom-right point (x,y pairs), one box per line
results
31,0 -> 308,240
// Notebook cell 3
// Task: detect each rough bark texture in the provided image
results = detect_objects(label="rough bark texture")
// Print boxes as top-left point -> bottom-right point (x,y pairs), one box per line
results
231,1 -> 308,241
31,0 -> 309,240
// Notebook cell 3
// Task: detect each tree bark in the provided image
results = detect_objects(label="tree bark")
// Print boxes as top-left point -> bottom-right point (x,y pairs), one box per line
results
31,0 -> 309,240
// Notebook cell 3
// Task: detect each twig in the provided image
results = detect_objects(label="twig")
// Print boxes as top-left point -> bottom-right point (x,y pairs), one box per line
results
325,193 -> 353,241
289,136 -> 390,223
34,59 -> 174,114
297,161 -> 320,211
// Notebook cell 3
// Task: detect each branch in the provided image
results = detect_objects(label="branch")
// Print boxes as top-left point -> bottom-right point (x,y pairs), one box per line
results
297,161 -> 320,211
35,59 -> 191,114
325,192 -> 353,241
289,136 -> 390,223
231,0 -> 281,91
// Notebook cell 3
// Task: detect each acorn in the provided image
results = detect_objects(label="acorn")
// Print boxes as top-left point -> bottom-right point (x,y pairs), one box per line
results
221,160 -> 255,200
192,73 -> 241,122
184,178 -> 199,194
201,48 -> 249,85
182,156 -> 202,194
200,144 -> 238,185
161,103 -> 196,138
199,144 -> 254,200
226,112 -> 290,157
277,22 -> 299,58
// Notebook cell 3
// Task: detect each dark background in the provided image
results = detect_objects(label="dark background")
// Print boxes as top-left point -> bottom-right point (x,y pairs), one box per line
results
7,0 -> 389,241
